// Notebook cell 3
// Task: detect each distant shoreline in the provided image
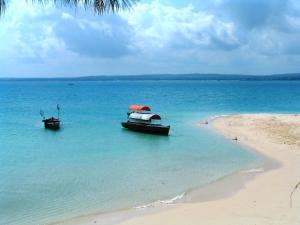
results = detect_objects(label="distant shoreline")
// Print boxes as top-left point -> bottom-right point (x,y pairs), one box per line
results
1,73 -> 300,81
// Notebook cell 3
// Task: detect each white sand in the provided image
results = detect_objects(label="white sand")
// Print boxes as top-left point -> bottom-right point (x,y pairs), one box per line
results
68,114 -> 300,225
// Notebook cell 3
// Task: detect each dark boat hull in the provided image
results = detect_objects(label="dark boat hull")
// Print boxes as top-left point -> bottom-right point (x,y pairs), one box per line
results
122,122 -> 170,135
43,118 -> 60,130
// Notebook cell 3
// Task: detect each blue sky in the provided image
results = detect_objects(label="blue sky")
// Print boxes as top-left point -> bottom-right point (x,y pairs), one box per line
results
0,0 -> 300,77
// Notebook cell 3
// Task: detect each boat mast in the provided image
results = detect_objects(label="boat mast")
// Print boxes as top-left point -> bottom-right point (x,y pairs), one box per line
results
57,104 -> 60,119
40,110 -> 45,119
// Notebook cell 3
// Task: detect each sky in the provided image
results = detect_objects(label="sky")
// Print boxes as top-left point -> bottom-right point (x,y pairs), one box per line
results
0,0 -> 300,77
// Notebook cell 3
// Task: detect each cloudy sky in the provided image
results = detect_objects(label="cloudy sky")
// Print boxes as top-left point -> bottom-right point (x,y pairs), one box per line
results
0,0 -> 300,77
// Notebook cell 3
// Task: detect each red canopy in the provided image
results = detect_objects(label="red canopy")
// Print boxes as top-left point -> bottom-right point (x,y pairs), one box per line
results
129,105 -> 151,111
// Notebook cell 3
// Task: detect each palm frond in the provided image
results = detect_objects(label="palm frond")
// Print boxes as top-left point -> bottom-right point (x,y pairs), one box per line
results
290,181 -> 300,208
0,0 -> 5,15
0,0 -> 137,16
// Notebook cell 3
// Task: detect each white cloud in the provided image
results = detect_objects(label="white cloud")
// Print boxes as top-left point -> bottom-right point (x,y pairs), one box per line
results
121,2 -> 239,53
0,0 -> 300,77
0,1 -> 65,63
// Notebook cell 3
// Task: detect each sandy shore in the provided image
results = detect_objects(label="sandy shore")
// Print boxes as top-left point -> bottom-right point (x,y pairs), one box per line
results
66,114 -> 300,225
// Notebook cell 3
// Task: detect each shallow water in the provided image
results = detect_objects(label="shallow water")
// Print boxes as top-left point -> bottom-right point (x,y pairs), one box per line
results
1,80 -> 300,225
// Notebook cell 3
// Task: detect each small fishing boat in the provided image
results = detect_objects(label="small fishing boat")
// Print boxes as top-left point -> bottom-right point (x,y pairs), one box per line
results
121,105 -> 170,135
40,104 -> 61,130
42,117 -> 60,130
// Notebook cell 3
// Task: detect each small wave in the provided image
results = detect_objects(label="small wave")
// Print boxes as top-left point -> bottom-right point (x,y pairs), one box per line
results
210,115 -> 229,120
135,203 -> 156,209
243,168 -> 264,173
135,192 -> 185,210
159,192 -> 185,204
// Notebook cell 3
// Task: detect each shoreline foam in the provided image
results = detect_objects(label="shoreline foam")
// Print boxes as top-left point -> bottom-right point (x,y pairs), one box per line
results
56,164 -> 270,225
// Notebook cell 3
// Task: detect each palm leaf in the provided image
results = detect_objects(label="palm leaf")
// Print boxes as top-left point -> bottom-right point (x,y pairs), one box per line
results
0,0 -> 137,16
0,0 -> 5,15
290,181 -> 300,208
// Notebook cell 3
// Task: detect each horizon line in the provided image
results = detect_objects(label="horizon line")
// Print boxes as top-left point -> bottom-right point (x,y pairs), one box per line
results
1,72 -> 300,80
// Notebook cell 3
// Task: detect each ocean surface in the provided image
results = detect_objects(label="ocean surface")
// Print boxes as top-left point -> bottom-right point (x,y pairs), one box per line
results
1,79 -> 300,225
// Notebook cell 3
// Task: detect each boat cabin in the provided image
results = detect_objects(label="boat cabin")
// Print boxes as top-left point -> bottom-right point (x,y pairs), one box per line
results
128,112 -> 161,124
122,105 -> 170,135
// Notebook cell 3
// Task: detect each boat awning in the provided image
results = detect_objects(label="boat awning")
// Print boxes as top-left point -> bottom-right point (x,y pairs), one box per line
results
129,113 -> 161,121
129,105 -> 151,111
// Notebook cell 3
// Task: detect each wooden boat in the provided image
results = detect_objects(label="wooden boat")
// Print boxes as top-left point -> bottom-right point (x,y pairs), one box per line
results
121,105 -> 170,135
40,104 -> 61,130
42,117 -> 60,130
122,121 -> 170,135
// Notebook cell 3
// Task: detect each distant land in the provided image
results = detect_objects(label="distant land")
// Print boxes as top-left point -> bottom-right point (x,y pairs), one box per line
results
1,73 -> 300,81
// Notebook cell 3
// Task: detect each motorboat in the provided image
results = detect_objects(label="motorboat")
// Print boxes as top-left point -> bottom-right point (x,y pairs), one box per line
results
121,105 -> 170,135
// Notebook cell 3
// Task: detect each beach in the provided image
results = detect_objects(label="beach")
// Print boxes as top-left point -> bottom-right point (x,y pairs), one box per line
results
2,0 -> 300,223
74,114 -> 300,225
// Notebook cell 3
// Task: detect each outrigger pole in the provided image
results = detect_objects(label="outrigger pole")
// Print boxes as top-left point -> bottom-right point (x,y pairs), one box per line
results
40,110 -> 45,119
57,104 -> 60,119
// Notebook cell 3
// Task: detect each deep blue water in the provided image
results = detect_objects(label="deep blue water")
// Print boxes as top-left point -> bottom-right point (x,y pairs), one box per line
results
1,80 -> 300,225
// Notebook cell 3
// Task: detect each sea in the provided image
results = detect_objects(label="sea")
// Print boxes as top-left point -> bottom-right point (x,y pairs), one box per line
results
1,78 -> 300,225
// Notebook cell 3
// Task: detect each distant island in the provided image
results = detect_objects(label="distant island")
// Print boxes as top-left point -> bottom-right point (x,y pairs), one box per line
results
1,73 -> 300,81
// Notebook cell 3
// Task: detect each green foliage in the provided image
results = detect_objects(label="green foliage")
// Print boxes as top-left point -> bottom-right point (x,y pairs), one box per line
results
0,0 -> 5,15
0,0 -> 137,16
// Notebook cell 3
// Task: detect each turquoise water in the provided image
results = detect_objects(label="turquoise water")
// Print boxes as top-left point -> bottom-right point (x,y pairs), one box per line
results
1,80 -> 300,225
